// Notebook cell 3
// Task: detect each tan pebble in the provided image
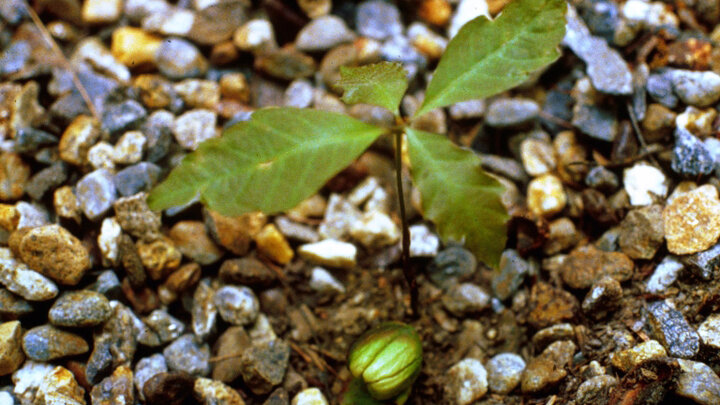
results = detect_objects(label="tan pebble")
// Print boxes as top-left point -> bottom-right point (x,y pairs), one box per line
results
111,27 -> 162,68
0,152 -> 30,201
205,210 -> 266,256
663,185 -> 720,254
254,224 -> 294,265
35,366 -> 85,404
418,0 -> 452,26
219,73 -> 250,103
527,174 -> 567,217
0,204 -> 19,231
137,237 -> 182,281
610,340 -> 667,372
169,221 -> 224,265
53,186 -> 81,224
0,321 -> 24,376
59,115 -> 101,166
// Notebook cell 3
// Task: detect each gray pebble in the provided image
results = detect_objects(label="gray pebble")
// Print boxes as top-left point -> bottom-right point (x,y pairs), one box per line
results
141,110 -> 174,163
144,309 -> 185,343
443,283 -> 490,316
646,256 -> 683,294
239,339 -> 290,395
486,353 -> 526,394
48,290 -> 112,327
283,79 -> 314,108
681,243 -> 720,281
671,128 -> 715,177
585,166 -> 619,193
647,70 -> 678,108
156,37 -> 208,80
22,325 -> 89,361
676,359 -> 720,405
572,103 -> 618,142
356,0 -> 403,40
485,98 -> 539,128
647,300 -> 700,358
214,285 -> 260,326
13,127 -> 57,153
102,100 -> 147,135
427,246 -> 477,290
172,109 -> 217,150
76,169 -> 118,221
492,249 -> 530,301
134,354 -> 168,401
295,15 -> 355,52
25,162 -> 67,201
671,69 -> 720,107
114,162 -> 162,197
0,288 -> 33,317
163,334 -> 211,377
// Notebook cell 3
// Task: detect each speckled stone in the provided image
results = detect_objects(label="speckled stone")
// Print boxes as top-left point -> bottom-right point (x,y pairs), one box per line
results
663,185 -> 720,255
526,174 -> 567,217
172,109 -> 218,150
0,288 -> 32,317
0,249 -> 58,301
155,37 -> 208,79
59,115 -> 101,165
49,290 -> 111,327
191,279 -> 217,340
486,353 -> 525,394
618,205 -> 664,259
527,282 -> 578,329
445,358 -> 488,404
492,249 -> 530,300
137,237 -> 182,281
0,321 -> 24,376
134,354 -> 168,401
610,340 -> 667,372
22,325 -> 89,361
113,193 -> 162,241
239,339 -> 290,395
559,245 -> 634,289
9,224 -> 90,286
163,334 -> 211,377
647,300 -> 700,358
214,285 -> 259,326
0,152 -> 30,201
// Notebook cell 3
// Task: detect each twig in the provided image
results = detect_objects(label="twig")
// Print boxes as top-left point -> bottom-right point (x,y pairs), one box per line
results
394,129 -> 417,317
626,100 -> 659,167
23,0 -> 100,121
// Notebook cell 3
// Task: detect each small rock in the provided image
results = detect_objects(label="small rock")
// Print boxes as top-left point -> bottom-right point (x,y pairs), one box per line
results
544,217 -> 580,255
49,290 -> 112,327
485,98 -> 539,128
0,251 -> 58,301
572,102 -> 619,142
218,257 -> 275,287
349,211 -> 400,249
22,325 -> 88,361
486,353 -> 525,394
174,79 -> 220,109
163,334 -> 211,377
618,205 -> 664,259
610,340 -> 667,372
442,283 -> 490,316
298,239 -> 357,269
137,237 -> 182,281
526,174 -> 567,217
448,0 -> 490,38
0,152 -> 30,201
102,100 -> 147,135
9,224 -> 90,285
274,216 -> 319,243
672,129 -> 715,177
254,224 -> 294,265
87,142 -> 115,171
143,372 -> 195,405
642,103 -> 676,142
113,162 -> 159,197
318,194 -> 361,240
34,366 -> 85,405
408,22 -> 448,59
214,285 -> 259,326
254,47 -> 316,81
194,377 -> 245,405
83,0 -> 122,24
647,300 -> 700,358
527,282 -> 578,329
0,321 -> 24,376
356,0 -> 403,40
521,356 -> 567,394
492,249 -> 530,300
156,37 -> 208,79
309,267 -> 345,295
671,69 -> 720,107
233,19 -> 276,53
240,339 -> 290,395
581,276 -> 622,319
676,359 -> 720,405
283,79 -> 314,108
11,361 -> 55,405
25,163 -> 67,201
296,15 -> 355,52
111,27 -> 162,68
143,7 -> 195,37
114,193 -> 162,241
623,162 -> 667,206
445,358 -> 488,405
663,185 -> 720,255
560,245 -> 634,289
169,220 -> 224,265
113,131 -> 146,164
532,323 -> 576,350
134,354 -> 167,401
427,246 -> 477,290
0,288 -> 33,318
576,375 -> 617,404
521,138 -> 556,177
292,388 -> 328,405
90,365 -> 134,405
59,115 -> 101,165
646,256 -> 683,294
212,326 -> 249,383
449,99 -> 486,120
408,224 -> 439,257
676,106 -> 717,138
172,109 -> 218,150
192,279 -> 218,340
76,169 -> 118,221
144,310 -> 185,343
98,218 -> 122,266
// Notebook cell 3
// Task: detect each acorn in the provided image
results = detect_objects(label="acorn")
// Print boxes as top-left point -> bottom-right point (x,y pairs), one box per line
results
347,322 -> 423,401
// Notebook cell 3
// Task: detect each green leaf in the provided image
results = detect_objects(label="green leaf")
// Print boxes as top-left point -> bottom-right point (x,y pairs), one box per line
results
415,0 -> 567,118
147,108 -> 385,215
405,128 -> 509,268
338,62 -> 408,115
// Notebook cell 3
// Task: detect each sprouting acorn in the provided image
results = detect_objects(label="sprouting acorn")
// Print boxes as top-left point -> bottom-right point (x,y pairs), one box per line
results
347,322 -> 423,401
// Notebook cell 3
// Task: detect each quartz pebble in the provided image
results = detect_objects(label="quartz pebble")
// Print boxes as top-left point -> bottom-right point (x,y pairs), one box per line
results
663,185 -> 720,255
254,224 -> 294,265
521,138 -> 556,176
671,70 -> 720,107
486,353 -> 525,394
34,366 -> 85,405
214,285 -> 259,326
445,358 -> 488,405
349,211 -> 400,249
292,388 -> 328,405
0,250 -> 58,301
172,109 -> 218,150
163,334 -> 211,377
295,16 -> 355,52
527,174 -> 566,217
309,267 -> 345,295
442,283 -> 490,316
298,239 -> 357,269
646,256 -> 683,293
676,359 -> 720,405
76,169 -> 117,221
409,224 -> 439,257
194,377 -> 245,405
356,0 -> 403,40
623,162 -> 667,206
647,300 -> 700,358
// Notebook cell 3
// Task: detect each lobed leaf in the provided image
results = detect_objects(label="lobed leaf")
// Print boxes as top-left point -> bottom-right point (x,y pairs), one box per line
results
338,62 -> 408,115
147,108 -> 386,216
415,0 -> 567,118
405,128 -> 509,268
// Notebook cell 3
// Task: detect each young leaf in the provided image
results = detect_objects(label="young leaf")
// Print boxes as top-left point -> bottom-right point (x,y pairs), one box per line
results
405,128 -> 509,268
415,0 -> 566,118
338,62 -> 408,115
147,108 -> 386,216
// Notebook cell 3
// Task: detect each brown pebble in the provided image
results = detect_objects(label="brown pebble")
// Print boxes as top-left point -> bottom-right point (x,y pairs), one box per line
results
169,220 -> 224,265
118,233 -> 146,288
212,326 -> 250,383
143,372 -> 196,405
559,245 -> 634,289
219,257 -> 276,287
0,152 -> 30,201
527,282 -> 578,329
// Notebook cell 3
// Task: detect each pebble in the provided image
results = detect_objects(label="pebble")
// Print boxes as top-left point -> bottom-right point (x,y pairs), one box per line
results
214,285 -> 259,326
642,103 -> 676,142
114,192 -> 162,241
485,98 -> 539,128
102,100 -> 147,135
663,185 -> 720,255
682,241 -> 720,280
134,354 -> 167,401
448,0 -> 490,38
646,256 -> 683,294
143,8 -> 195,37
0,251 -> 58,301
192,279 -> 218,340
76,169 -> 118,221
0,152 -> 29,201
532,324 -> 575,350
610,339 -> 667,372
676,359 -> 720,405
114,162 -> 162,197
156,37 -> 208,80
292,388 -> 328,405
445,358 -> 488,405
254,224 -> 294,265
218,257 -> 275,287
427,246 -> 477,290
59,115 -> 101,166
205,210 -> 266,256
526,174 -> 567,217
319,194 -> 361,240
284,79 -> 314,108
163,334 -> 211,376
672,129 -> 715,179
492,249 -> 530,300
0,288 -> 32,318
48,290 -> 111,327
254,48 -> 316,81
144,310 -> 185,343
112,131 -> 146,164
87,142 -> 115,171
408,224 -> 439,257
142,372 -> 195,405
11,361 -> 55,404
486,353 -> 525,394
10,224 -> 90,286
520,357 -> 567,394
212,326 -> 248,383
584,166 -> 619,193
576,375 -> 617,403
544,217 -> 580,255
137,237 -> 182,281
671,69 -> 720,107
581,276 -> 622,319
309,267 -> 345,295
74,37 -> 129,83
169,220 -> 224,265
25,162 -> 67,201
560,245 -> 633,289
676,106 -> 717,138
239,339 -> 290,395
194,377 -> 245,405
82,0 -> 122,24
172,109 -> 218,150
621,0 -> 679,30
647,300 -> 700,358
274,216 -> 319,243
91,365 -> 134,405
448,99 -> 486,120
527,282 -> 578,329
381,34 -> 427,68
442,283 -> 490,316
623,162 -> 667,206
349,210 -> 400,249
233,19 -> 276,53
295,15 -> 355,52
174,79 -> 220,110
618,205 -> 664,259
298,239 -> 357,269
521,138 -> 556,177
34,366 -> 85,405
356,0 -> 403,40
0,321 -> 24,376
563,6 -> 633,95
22,324 -> 89,361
